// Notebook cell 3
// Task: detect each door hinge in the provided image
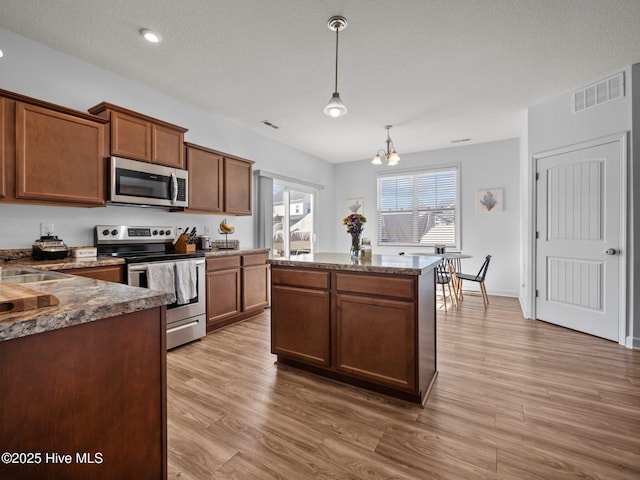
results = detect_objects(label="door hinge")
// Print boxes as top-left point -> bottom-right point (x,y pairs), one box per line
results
535,289 -> 539,298
536,231 -> 539,239
536,172 -> 539,181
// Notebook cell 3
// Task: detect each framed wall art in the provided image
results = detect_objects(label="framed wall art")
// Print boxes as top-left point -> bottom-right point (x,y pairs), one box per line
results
477,188 -> 503,213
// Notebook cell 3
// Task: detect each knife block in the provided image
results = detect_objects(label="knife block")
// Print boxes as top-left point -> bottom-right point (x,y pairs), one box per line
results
174,234 -> 196,254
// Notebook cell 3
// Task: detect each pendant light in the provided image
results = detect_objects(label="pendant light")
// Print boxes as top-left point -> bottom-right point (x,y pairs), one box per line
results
324,16 -> 348,118
372,125 -> 401,166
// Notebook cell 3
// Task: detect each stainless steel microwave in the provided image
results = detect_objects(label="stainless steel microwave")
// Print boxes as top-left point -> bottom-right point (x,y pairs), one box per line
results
109,156 -> 188,208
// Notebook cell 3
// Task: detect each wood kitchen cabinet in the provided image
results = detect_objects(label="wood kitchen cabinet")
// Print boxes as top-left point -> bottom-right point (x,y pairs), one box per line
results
0,97 -> 6,199
57,265 -> 124,283
206,255 -> 241,330
271,268 -> 330,366
269,258 -> 437,405
205,251 -> 269,332
89,102 -> 187,169
185,142 -> 253,215
0,89 -> 108,207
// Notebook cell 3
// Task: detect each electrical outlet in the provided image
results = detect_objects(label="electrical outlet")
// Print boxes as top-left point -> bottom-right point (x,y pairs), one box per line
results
40,222 -> 54,237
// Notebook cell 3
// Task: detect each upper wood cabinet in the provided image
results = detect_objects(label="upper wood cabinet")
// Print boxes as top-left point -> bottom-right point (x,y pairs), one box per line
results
0,97 -> 6,199
185,142 -> 253,216
89,102 -> 187,169
12,100 -> 106,206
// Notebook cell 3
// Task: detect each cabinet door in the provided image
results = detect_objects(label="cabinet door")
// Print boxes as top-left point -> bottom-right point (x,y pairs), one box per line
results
335,293 -> 416,391
152,123 -> 185,169
206,268 -> 241,328
242,263 -> 269,311
186,145 -> 223,212
111,111 -> 151,162
271,285 -> 330,366
224,157 -> 252,215
15,103 -> 105,205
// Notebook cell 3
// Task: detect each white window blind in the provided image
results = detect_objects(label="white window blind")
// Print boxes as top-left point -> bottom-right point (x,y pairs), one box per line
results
377,167 -> 458,247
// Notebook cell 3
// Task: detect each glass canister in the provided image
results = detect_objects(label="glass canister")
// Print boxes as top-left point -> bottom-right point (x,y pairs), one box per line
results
360,237 -> 372,259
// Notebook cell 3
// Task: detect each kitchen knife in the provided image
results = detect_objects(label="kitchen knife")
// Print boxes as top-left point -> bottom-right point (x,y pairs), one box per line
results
187,227 -> 197,244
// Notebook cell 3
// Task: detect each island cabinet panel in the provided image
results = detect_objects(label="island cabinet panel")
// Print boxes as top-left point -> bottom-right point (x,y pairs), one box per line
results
335,272 -> 414,300
271,285 -> 331,366
0,307 -> 167,479
269,257 -> 438,405
334,293 -> 416,391
15,102 -> 105,205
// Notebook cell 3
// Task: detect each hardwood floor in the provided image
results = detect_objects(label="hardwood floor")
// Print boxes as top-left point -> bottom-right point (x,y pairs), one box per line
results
167,294 -> 640,479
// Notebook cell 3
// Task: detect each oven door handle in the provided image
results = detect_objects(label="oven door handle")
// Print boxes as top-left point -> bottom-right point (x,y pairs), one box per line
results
128,264 -> 151,273
170,172 -> 178,205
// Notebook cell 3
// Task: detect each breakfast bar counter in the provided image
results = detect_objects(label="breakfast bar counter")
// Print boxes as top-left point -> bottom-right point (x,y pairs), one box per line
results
268,252 -> 441,405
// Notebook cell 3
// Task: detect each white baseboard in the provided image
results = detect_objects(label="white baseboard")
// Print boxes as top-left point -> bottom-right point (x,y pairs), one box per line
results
626,336 -> 640,349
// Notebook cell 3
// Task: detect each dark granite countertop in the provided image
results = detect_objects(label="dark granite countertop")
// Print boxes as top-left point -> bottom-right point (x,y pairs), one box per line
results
268,252 -> 441,275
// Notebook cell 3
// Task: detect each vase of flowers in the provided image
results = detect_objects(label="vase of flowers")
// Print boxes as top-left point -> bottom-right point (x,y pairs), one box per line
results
343,213 -> 367,257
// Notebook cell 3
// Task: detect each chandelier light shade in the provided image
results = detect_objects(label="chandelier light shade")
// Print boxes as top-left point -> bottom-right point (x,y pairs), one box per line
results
372,125 -> 400,166
324,16 -> 348,118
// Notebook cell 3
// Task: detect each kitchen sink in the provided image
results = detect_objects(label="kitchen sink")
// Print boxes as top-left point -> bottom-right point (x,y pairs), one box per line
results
0,268 -> 71,284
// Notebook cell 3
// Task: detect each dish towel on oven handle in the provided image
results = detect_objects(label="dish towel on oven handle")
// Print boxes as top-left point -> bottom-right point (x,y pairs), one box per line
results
146,263 -> 177,304
175,260 -> 198,305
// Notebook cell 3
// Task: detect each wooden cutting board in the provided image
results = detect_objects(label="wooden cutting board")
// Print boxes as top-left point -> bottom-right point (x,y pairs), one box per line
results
0,280 -> 60,314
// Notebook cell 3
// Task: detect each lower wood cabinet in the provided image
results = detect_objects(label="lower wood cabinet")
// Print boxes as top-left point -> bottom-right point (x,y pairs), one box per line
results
270,264 -> 436,404
58,265 -> 124,283
206,252 -> 269,332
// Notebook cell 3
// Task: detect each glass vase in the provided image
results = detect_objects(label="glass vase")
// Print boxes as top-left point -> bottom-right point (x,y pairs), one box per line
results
350,234 -> 361,257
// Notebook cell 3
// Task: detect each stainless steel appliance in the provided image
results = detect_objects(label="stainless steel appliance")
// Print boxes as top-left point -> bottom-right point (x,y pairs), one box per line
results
96,225 -> 205,349
197,235 -> 212,250
109,156 -> 189,208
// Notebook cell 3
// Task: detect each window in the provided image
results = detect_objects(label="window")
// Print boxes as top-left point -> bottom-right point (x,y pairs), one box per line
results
377,166 -> 459,247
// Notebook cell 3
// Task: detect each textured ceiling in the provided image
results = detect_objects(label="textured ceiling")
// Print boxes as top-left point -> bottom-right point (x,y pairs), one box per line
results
1,0 -> 639,163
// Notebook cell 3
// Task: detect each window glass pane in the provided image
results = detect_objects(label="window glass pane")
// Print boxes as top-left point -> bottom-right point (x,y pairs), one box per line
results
378,168 -> 458,247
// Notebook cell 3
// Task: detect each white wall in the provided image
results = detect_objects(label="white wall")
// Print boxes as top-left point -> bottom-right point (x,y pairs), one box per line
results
526,65 -> 636,347
0,27 -> 337,252
334,139 -> 521,297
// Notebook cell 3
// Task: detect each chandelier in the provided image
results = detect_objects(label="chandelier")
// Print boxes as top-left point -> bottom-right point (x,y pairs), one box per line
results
323,16 -> 348,118
372,125 -> 400,165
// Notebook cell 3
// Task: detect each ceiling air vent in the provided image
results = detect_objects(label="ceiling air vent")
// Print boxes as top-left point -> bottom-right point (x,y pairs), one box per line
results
572,72 -> 624,113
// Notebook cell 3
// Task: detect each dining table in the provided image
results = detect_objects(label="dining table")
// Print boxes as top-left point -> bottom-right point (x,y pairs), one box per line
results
406,251 -> 472,304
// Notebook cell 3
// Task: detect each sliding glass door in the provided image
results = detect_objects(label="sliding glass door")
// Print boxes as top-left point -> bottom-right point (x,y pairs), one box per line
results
272,183 -> 314,258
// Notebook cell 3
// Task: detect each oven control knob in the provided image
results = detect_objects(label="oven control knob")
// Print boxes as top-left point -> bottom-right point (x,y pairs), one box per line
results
111,229 -> 118,236
159,230 -> 165,235
102,229 -> 110,236
152,230 -> 158,236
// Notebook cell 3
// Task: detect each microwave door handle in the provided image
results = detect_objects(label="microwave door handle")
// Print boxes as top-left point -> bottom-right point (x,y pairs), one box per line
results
170,172 -> 178,205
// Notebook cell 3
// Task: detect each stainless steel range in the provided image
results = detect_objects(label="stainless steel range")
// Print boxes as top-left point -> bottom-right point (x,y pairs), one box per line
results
95,225 -> 206,349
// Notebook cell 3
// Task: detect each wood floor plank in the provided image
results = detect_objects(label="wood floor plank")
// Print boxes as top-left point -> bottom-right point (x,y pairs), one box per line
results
167,296 -> 640,479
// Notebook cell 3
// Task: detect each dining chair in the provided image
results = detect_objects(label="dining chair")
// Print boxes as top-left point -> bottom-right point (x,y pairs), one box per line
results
435,260 -> 457,311
457,255 -> 492,307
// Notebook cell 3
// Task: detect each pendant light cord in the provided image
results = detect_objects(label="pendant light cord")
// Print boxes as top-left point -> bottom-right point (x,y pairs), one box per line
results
334,26 -> 339,93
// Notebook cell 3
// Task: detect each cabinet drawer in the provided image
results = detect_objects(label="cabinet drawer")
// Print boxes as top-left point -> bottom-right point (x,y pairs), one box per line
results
206,255 -> 240,272
272,268 -> 329,290
335,272 -> 414,300
242,252 -> 268,266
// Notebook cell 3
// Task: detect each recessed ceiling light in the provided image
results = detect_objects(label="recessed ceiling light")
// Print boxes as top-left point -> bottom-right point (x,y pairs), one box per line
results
140,29 -> 161,44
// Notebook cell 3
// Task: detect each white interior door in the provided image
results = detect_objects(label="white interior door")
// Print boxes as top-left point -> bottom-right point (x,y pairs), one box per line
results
535,137 -> 624,341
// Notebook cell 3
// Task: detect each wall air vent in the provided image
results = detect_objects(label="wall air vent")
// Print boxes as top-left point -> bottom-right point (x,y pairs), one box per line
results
261,120 -> 280,129
572,72 -> 624,113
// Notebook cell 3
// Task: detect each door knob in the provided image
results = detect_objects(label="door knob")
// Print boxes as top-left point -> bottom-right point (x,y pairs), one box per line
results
605,248 -> 617,255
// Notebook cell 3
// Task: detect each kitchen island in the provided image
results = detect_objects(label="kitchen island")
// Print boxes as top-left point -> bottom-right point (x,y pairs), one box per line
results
268,252 -> 441,405
0,270 -> 172,480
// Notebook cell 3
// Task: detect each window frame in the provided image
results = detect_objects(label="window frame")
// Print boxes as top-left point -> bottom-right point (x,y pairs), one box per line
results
376,164 -> 461,250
